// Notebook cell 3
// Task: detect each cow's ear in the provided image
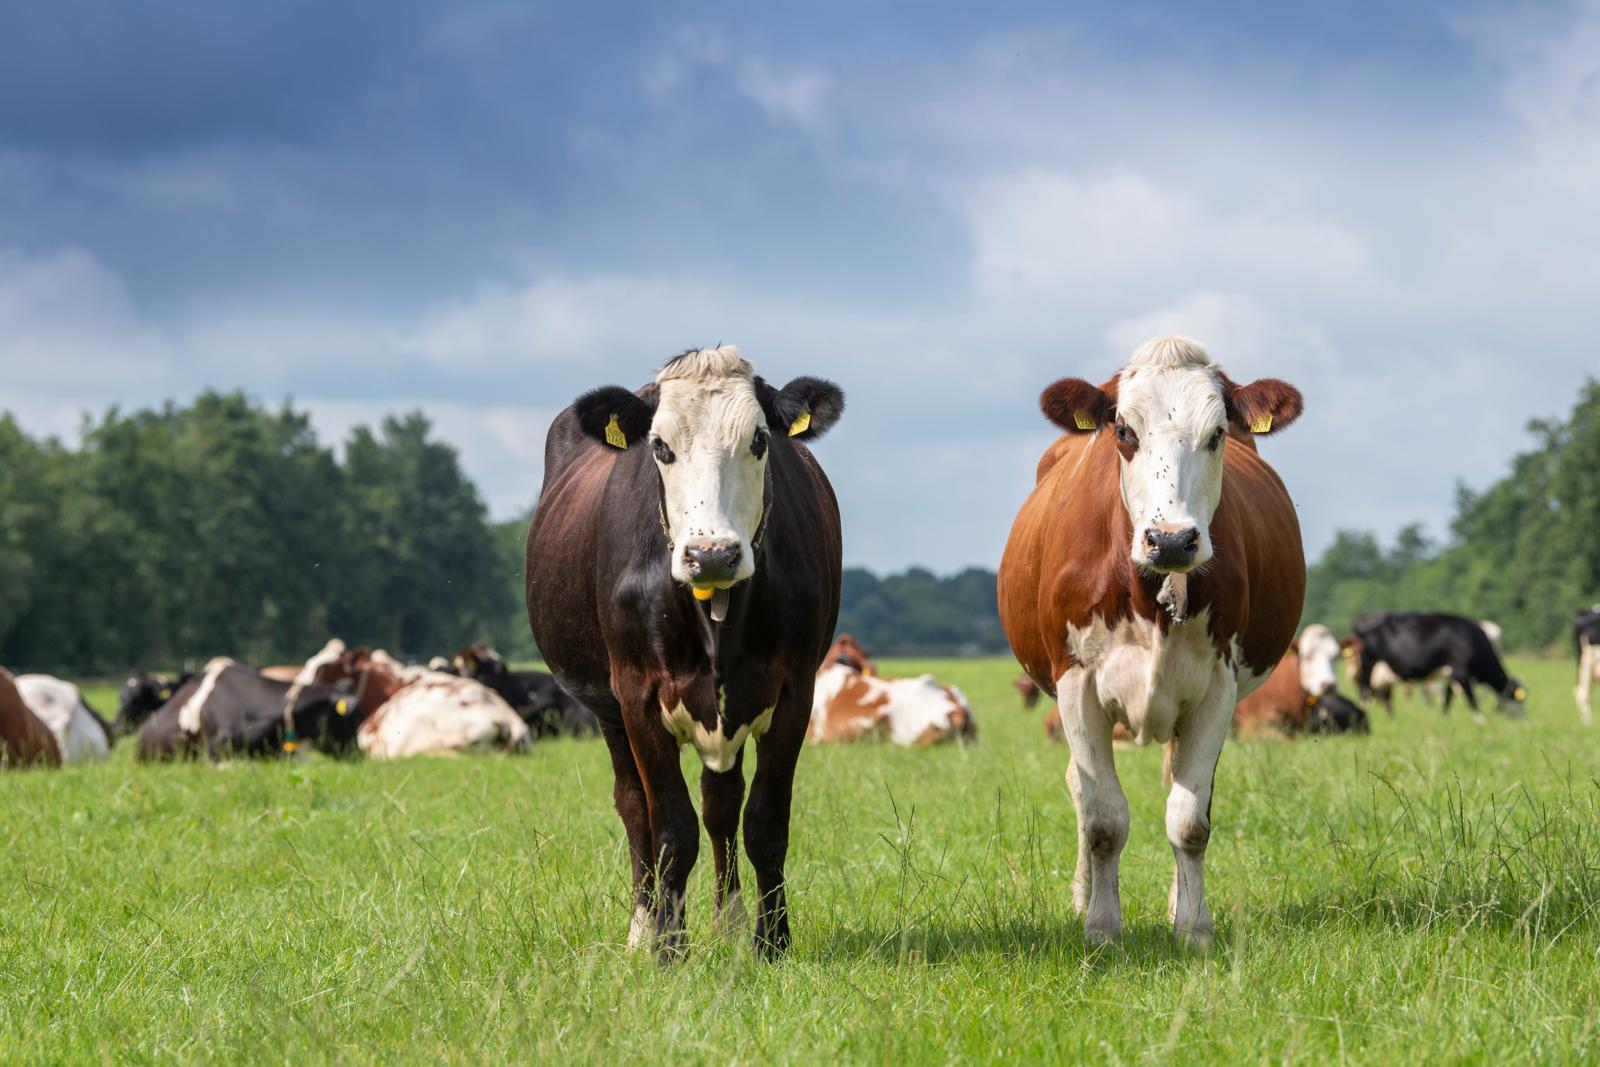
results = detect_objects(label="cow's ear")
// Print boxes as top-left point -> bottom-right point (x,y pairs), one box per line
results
1224,377 -> 1303,436
760,376 -> 845,441
574,386 -> 655,450
1040,378 -> 1115,433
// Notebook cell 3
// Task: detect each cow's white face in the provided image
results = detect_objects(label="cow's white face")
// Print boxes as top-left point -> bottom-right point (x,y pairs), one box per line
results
651,357 -> 768,589
1296,624 -> 1341,696
1038,335 -> 1303,579
1112,359 -> 1230,573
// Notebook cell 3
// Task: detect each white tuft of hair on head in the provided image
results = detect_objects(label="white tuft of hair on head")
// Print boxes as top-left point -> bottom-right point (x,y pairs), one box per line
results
1126,335 -> 1215,372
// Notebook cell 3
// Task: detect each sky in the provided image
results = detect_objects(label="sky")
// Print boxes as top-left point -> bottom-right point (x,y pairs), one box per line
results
2,1 -> 1598,573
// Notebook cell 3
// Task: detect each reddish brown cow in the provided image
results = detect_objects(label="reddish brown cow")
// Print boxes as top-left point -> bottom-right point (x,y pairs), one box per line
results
999,336 -> 1305,948
1,667 -> 61,769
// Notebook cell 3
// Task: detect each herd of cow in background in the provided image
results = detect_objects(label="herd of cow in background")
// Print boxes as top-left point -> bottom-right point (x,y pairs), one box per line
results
0,630 -> 986,771
8,605 -> 1596,773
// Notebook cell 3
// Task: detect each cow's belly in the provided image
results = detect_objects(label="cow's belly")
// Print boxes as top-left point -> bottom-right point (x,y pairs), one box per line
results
1068,612 -> 1235,745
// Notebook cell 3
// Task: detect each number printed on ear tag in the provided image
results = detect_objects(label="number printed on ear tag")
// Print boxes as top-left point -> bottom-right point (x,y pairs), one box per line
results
1073,412 -> 1097,431
605,413 -> 628,449
1249,413 -> 1273,434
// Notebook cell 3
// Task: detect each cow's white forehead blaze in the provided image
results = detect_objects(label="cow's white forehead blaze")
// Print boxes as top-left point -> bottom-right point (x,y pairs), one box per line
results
652,345 -> 767,587
1115,335 -> 1229,573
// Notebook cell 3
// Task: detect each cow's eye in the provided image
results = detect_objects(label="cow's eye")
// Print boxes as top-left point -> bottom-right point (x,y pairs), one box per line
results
652,438 -> 675,465
1115,422 -> 1137,446
1208,426 -> 1226,452
751,427 -> 769,459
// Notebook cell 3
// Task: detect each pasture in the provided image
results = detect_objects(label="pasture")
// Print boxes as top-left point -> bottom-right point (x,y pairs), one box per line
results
3,656 -> 1598,1064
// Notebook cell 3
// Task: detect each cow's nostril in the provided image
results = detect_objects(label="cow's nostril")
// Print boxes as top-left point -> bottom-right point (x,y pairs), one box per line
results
1182,529 -> 1200,552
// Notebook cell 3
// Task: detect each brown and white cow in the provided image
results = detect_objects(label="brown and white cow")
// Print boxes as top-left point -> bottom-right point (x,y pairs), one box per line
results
526,346 -> 845,958
1,667 -> 61,769
809,663 -> 976,746
1233,623 -> 1342,739
11,674 -> 113,762
999,335 -> 1305,948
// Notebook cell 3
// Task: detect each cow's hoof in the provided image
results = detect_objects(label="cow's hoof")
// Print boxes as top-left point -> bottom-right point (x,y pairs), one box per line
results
1083,917 -> 1122,948
1174,924 -> 1214,954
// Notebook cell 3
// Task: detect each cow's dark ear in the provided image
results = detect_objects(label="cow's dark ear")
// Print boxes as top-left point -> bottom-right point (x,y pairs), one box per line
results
1040,378 -> 1115,433
1224,377 -> 1303,437
574,386 -> 655,450
760,376 -> 845,441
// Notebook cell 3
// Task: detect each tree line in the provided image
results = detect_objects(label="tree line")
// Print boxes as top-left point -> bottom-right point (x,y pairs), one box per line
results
0,393 -> 528,675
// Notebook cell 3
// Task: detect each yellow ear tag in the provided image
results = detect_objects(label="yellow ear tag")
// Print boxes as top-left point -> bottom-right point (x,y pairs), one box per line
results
1073,411 -> 1097,431
1249,413 -> 1273,434
788,410 -> 811,437
335,698 -> 349,716
604,413 -> 628,449
1513,687 -> 1527,701
692,586 -> 715,601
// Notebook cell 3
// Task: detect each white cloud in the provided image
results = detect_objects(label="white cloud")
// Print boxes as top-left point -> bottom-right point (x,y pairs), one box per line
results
735,58 -> 833,131
967,167 -> 1372,300
0,246 -> 172,390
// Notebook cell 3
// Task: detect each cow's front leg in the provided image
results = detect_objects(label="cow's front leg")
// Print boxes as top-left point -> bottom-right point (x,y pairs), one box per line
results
1165,673 -> 1234,951
1057,669 -> 1127,946
1577,642 -> 1596,726
597,719 -> 655,950
620,693 -> 698,961
701,756 -> 748,939
744,689 -> 807,958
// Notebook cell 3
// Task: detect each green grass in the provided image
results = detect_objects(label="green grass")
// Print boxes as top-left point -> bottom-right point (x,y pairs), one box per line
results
3,657 -> 1599,1064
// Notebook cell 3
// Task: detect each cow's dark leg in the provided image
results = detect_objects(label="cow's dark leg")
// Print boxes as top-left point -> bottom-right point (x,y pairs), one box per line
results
598,718 -> 655,950
701,756 -> 747,939
744,688 -> 809,958
619,692 -> 698,960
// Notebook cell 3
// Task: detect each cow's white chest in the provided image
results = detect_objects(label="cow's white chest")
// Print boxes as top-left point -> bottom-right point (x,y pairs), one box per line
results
661,687 -> 774,773
1067,611 -> 1231,745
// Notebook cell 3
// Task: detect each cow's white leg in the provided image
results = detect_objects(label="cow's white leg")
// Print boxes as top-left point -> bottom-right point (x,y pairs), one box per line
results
1576,641 -> 1595,726
1058,669 -> 1127,946
1165,671 -> 1235,951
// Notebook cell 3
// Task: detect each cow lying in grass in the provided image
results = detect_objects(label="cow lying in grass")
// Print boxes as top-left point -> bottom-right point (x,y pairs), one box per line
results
1233,624 -> 1368,739
808,662 -> 977,746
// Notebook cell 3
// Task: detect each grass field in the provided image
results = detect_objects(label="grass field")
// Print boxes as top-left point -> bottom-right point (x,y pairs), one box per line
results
3,657 -> 1598,1064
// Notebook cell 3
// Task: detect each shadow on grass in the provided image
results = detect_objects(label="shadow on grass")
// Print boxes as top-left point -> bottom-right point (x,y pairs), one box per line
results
817,916 -> 1228,969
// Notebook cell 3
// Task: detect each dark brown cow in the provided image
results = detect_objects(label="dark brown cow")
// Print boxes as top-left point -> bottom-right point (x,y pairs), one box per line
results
1,667 -> 61,769
526,346 -> 844,959
999,335 -> 1305,948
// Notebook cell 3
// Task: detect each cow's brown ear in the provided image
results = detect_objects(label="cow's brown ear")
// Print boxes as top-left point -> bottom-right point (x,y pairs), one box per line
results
575,386 -> 656,449
1040,378 -> 1114,434
1224,377 -> 1303,436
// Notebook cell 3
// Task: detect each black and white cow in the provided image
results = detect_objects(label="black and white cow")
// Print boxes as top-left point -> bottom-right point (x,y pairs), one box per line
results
1351,612 -> 1526,719
1574,605 -> 1600,725
114,670 -> 191,739
451,643 -> 599,738
136,658 -> 363,761
526,346 -> 844,959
